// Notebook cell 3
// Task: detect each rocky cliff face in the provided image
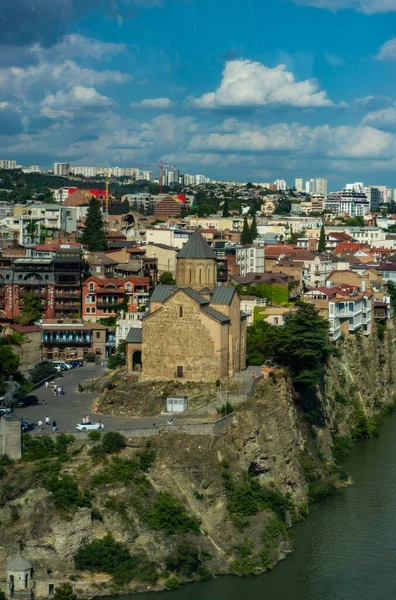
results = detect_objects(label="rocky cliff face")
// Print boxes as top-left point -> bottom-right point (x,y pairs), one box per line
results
1,328 -> 396,595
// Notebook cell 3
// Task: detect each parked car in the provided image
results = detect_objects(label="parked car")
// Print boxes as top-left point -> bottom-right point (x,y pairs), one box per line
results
0,405 -> 12,416
52,361 -> 72,371
67,359 -> 83,368
75,421 -> 104,431
16,395 -> 39,408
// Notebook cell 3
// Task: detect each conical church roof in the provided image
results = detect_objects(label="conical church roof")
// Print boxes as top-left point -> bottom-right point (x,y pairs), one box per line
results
7,555 -> 32,571
177,229 -> 216,260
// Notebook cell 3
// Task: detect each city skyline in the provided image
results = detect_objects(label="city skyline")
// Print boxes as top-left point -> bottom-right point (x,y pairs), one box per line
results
3,1 -> 396,186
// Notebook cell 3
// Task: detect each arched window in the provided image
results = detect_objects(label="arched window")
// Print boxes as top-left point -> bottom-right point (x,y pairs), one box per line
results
179,306 -> 183,318
89,282 -> 94,292
92,307 -> 96,313
207,267 -> 211,284
126,283 -> 132,292
199,269 -> 202,284
189,269 -> 192,284
86,307 -> 90,314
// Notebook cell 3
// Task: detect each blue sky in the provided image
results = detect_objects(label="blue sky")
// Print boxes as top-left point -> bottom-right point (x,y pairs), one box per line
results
3,0 -> 396,189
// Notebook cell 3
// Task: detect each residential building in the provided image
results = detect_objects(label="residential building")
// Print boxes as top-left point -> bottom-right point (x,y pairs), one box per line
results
4,324 -> 42,373
53,162 -> 70,176
88,252 -> 118,278
325,190 -> 370,216
309,178 -> 327,195
42,320 -> 115,360
154,195 -> 187,220
274,179 -> 287,191
236,245 -> 265,276
17,204 -> 78,243
144,243 -> 178,277
82,275 -> 150,322
239,295 -> 267,325
145,228 -> 192,249
22,165 -> 41,174
142,171 -> 154,182
364,186 -> 381,212
345,227 -> 386,245
135,230 -> 247,381
183,174 -> 195,186
295,178 -> 304,193
0,246 -> 83,321
377,262 -> 396,283
0,160 -> 17,170
304,283 -> 373,340
115,314 -> 143,347
0,202 -> 14,220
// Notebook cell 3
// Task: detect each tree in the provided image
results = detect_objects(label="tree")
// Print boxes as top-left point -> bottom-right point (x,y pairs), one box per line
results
222,197 -> 230,217
250,213 -> 258,241
345,216 -> 364,227
80,198 -> 107,251
53,583 -> 77,600
159,272 -> 176,285
318,224 -> 326,252
274,198 -> 292,215
15,291 -> 44,325
241,218 -> 251,244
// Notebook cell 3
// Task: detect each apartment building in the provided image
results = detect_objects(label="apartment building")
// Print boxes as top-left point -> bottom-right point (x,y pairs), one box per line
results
16,204 -> 78,243
82,275 -> 150,322
53,162 -> 70,176
304,283 -> 373,340
236,245 -> 265,276
0,160 -> 17,170
42,320 -> 115,361
325,191 -> 370,216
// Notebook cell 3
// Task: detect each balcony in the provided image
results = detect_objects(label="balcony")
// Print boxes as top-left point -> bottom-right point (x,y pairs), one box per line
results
97,300 -> 121,308
55,291 -> 80,298
44,335 -> 92,345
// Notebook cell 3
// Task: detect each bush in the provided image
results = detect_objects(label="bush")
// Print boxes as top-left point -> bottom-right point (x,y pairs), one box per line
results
216,402 -> 234,416
165,577 -> 182,590
29,363 -> 58,385
85,353 -> 96,363
75,534 -> 157,585
332,436 -> 354,463
22,434 -> 74,462
166,542 -> 210,577
46,474 -> 91,511
144,492 -> 201,535
91,457 -> 147,487
53,583 -> 77,600
101,432 -> 126,454
136,446 -> 156,472
91,508 -> 103,521
88,431 -> 101,442
308,481 -> 336,502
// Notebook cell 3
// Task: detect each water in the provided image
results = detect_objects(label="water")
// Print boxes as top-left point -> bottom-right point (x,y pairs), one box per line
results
122,411 -> 396,600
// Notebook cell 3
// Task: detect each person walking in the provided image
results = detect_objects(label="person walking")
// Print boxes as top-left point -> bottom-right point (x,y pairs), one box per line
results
42,397 -> 46,405
38,419 -> 43,431
45,416 -> 50,426
45,381 -> 49,389
61,386 -> 65,395
52,420 -> 57,432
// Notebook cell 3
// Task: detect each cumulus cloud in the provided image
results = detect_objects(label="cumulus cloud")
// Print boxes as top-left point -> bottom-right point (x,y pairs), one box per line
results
187,59 -> 334,110
41,86 -> 115,119
31,34 -> 127,62
376,38 -> 396,60
361,106 -> 396,130
291,0 -> 396,13
188,119 -> 395,160
130,97 -> 175,109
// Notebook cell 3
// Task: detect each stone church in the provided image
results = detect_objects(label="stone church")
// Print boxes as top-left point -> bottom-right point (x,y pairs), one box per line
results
131,229 -> 247,382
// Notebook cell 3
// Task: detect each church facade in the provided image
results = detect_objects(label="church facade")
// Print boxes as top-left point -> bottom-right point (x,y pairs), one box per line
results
136,229 -> 247,382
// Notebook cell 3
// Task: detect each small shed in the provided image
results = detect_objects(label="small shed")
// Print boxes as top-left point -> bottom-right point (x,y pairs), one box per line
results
166,396 -> 188,412
6,555 -> 33,593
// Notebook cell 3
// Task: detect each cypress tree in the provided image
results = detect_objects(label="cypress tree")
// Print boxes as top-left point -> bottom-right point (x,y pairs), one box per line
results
318,224 -> 326,253
241,217 -> 251,244
222,197 -> 230,217
250,213 -> 258,241
80,198 -> 107,251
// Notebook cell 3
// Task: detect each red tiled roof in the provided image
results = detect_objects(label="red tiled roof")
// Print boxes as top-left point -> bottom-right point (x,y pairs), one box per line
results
9,324 -> 41,333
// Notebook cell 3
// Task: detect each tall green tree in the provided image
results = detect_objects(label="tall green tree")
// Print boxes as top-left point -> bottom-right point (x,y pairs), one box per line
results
80,198 -> 107,251
222,197 -> 230,217
159,271 -> 176,285
241,217 -> 251,244
318,224 -> 326,253
250,213 -> 258,241
15,291 -> 44,325
53,583 -> 77,600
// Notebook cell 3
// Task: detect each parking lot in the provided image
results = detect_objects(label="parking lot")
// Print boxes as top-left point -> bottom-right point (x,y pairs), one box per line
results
13,364 -> 169,434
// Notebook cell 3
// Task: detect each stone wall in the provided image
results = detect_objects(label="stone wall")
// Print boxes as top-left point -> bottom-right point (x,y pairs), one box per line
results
0,416 -> 21,459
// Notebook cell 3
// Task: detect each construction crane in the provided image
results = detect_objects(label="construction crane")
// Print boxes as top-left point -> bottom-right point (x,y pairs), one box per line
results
127,162 -> 177,193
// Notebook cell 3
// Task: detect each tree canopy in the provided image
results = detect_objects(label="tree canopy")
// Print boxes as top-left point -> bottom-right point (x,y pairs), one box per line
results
159,271 -> 176,285
15,291 -> 44,325
80,198 -> 107,251
241,218 -> 251,244
318,224 -> 326,252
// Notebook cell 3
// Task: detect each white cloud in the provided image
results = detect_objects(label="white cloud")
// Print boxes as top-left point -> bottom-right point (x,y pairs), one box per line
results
188,119 -> 395,160
187,59 -> 334,110
31,34 -> 127,61
130,97 -> 175,109
291,0 -> 396,13
0,102 -> 10,109
41,86 -> 115,119
361,106 -> 396,130
376,38 -> 396,60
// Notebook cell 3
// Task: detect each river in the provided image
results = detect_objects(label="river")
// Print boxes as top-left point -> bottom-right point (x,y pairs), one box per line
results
124,410 -> 396,600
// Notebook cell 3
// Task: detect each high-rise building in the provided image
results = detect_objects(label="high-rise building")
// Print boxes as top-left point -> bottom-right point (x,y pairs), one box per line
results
143,171 -> 154,182
53,162 -> 70,176
22,165 -> 42,174
195,175 -> 207,185
364,187 -> 381,212
310,178 -> 327,195
345,182 -> 364,193
305,181 -> 310,194
0,160 -> 17,170
295,178 -> 303,193
183,174 -> 195,186
393,188 -> 396,202
274,179 -> 287,191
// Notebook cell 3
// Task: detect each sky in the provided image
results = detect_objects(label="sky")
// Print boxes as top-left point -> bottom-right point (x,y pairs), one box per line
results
3,1 -> 396,188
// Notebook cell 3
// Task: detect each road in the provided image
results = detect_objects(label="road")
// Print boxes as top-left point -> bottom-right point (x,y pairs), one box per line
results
14,364 -> 169,434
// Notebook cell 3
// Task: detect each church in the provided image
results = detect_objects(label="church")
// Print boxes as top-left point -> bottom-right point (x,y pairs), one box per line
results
127,229 -> 247,382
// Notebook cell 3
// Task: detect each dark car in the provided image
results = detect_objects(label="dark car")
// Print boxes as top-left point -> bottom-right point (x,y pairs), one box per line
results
68,359 -> 83,368
16,395 -> 39,408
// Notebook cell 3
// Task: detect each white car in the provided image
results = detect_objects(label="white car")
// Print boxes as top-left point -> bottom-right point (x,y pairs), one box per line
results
52,361 -> 72,371
75,421 -> 104,431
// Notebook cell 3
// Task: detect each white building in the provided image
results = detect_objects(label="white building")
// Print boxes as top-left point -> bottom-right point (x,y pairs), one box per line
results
274,179 -> 287,191
20,204 -> 77,243
325,190 -> 370,216
53,162 -> 70,176
54,187 -> 76,203
345,182 -> 364,193
0,160 -> 17,170
143,171 -> 154,182
183,174 -> 195,186
236,245 -> 265,277
363,186 -> 381,212
345,227 -> 386,245
295,178 -> 304,193
310,178 -> 327,196
116,314 -> 143,347
22,165 -> 41,174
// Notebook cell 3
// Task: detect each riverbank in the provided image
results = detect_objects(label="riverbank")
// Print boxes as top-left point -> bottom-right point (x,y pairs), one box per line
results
1,327 -> 396,597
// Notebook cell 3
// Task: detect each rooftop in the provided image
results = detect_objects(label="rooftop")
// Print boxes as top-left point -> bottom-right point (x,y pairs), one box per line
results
177,229 -> 216,260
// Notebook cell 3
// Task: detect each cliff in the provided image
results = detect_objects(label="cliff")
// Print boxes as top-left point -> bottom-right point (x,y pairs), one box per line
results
1,327 -> 395,595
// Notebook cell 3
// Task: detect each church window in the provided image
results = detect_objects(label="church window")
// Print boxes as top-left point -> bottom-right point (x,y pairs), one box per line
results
199,269 -> 202,284
189,269 -> 192,284
179,306 -> 183,317
207,267 -> 211,284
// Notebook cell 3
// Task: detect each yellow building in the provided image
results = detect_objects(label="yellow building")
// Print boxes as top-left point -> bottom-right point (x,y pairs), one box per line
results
128,230 -> 247,382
